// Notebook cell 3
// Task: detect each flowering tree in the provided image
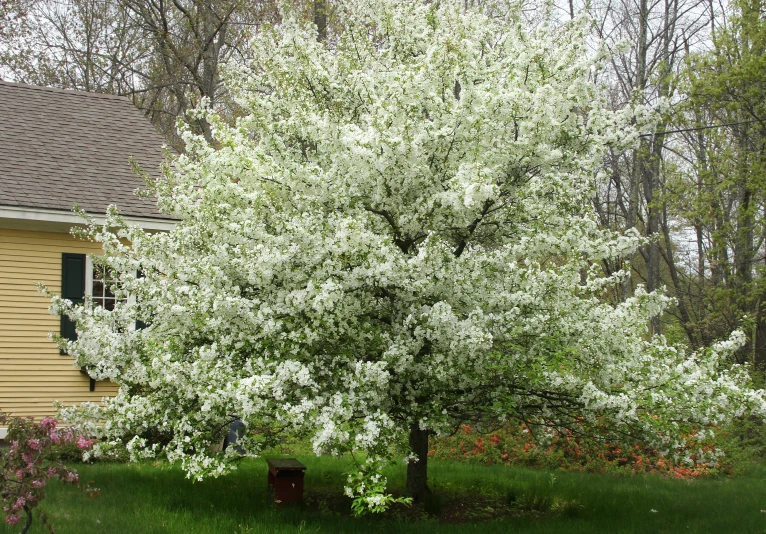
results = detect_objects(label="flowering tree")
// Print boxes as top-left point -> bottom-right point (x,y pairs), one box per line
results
55,0 -> 766,510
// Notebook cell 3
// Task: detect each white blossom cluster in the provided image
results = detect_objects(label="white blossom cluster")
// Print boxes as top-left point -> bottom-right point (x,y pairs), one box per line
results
52,0 -> 766,510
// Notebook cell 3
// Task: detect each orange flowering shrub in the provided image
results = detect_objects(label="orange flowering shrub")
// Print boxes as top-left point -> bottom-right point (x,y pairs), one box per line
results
430,423 -> 723,478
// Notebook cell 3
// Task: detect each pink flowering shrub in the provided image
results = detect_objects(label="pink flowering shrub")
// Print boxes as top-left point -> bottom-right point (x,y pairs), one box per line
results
1,412 -> 93,534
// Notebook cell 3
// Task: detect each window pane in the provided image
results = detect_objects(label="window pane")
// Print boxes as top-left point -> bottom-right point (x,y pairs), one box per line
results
92,280 -> 104,298
94,264 -> 108,280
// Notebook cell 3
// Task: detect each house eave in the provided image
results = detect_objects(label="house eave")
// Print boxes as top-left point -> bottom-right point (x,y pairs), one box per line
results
0,205 -> 175,233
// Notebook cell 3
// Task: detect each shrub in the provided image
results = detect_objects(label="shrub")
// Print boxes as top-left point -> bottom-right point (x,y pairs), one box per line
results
0,412 -> 93,533
430,422 -> 727,478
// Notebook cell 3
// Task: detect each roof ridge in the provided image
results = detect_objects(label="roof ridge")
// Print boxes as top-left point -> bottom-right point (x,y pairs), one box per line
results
0,80 -> 130,102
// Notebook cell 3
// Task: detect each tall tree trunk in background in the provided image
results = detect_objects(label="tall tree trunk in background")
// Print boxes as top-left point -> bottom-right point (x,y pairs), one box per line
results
756,312 -> 766,369
199,1 -> 227,144
733,130 -> 755,289
406,424 -> 431,501
642,135 -> 663,335
313,0 -> 327,42
629,0 -> 663,330
640,0 -> 677,336
621,0 -> 649,303
732,125 -> 760,366
661,209 -> 699,346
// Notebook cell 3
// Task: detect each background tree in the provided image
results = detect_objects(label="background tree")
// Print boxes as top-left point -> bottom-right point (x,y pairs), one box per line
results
0,0 -> 279,148
662,0 -> 766,362
0,0 -> 147,93
118,0 -> 278,145
56,0 -> 766,510
586,0 -> 716,329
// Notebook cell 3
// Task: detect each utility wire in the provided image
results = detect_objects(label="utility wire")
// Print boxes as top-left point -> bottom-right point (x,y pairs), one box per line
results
639,118 -> 764,138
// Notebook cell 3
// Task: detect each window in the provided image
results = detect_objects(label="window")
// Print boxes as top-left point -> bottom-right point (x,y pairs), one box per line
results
85,257 -> 120,311
60,253 -> 127,391
60,254 -> 132,342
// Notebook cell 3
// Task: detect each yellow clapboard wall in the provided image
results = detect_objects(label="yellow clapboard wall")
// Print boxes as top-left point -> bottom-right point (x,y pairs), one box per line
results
0,228 -> 118,419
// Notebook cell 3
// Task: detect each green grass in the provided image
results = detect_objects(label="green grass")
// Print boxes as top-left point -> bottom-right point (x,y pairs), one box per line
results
2,456 -> 766,533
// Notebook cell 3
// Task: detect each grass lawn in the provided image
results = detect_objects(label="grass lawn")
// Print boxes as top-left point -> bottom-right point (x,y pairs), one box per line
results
2,456 -> 765,533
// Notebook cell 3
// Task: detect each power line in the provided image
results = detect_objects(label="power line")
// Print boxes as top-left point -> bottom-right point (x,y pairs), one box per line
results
639,118 -> 764,138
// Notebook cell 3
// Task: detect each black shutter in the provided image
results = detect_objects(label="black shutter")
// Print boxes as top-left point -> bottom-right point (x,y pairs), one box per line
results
135,269 -> 147,330
60,253 -> 86,346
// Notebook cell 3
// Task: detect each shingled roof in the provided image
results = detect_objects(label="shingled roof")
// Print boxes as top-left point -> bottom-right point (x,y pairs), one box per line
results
0,81 -> 170,219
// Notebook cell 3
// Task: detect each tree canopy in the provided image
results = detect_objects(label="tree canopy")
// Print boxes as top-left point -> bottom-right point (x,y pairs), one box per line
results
57,0 -> 766,511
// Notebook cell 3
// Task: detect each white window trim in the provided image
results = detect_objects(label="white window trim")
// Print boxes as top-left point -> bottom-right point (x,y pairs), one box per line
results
85,255 -> 95,299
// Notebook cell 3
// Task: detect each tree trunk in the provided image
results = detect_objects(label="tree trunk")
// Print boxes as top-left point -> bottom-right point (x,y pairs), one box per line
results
661,214 -> 698,346
20,505 -> 32,534
313,0 -> 327,42
621,0 -> 648,304
640,136 -> 663,336
757,300 -> 766,370
406,424 -> 431,501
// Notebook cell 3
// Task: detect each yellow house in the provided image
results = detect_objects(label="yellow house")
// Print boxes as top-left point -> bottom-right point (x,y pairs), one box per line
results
0,81 -> 173,438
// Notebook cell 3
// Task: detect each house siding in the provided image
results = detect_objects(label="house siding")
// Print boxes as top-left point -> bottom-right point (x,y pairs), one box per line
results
0,227 -> 117,419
